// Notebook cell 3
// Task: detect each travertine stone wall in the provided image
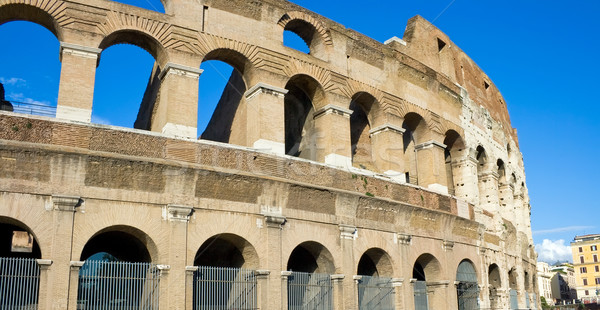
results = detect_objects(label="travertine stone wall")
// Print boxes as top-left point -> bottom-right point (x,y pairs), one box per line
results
0,0 -> 536,309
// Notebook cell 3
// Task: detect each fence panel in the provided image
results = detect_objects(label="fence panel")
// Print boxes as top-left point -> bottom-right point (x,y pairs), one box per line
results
357,276 -> 394,310
77,261 -> 160,309
193,266 -> 257,310
509,289 -> 519,310
413,280 -> 428,310
288,272 -> 332,310
9,101 -> 57,118
456,282 -> 479,310
0,257 -> 40,309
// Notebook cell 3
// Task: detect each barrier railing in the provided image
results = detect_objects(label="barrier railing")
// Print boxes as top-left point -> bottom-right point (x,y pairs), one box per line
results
4,100 -> 57,118
193,266 -> 257,310
0,257 -> 40,309
357,275 -> 394,310
76,261 -> 160,309
288,271 -> 332,310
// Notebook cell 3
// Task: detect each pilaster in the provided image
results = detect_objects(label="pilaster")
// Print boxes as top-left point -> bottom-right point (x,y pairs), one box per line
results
244,83 -> 288,154
370,124 -> 406,181
415,140 -> 448,194
313,104 -> 353,168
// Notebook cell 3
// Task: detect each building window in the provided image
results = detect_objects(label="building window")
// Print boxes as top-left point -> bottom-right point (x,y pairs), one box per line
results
596,265 -> 599,272
581,267 -> 588,273
580,246 -> 584,252
592,245 -> 598,251
581,256 -> 585,263
594,254 -> 598,262
584,278 -> 588,285
586,290 -> 589,296
596,278 -> 600,285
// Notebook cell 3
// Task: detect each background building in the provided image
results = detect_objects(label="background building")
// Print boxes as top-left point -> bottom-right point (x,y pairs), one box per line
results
537,262 -> 553,305
549,263 -> 577,304
572,234 -> 600,304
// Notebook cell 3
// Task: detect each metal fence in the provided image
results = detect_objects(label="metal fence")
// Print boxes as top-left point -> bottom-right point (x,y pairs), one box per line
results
456,282 -> 479,310
413,280 -> 429,310
193,266 -> 257,310
77,261 -> 160,309
509,289 -> 519,310
7,101 -> 57,118
288,271 -> 333,310
0,257 -> 40,309
357,276 -> 394,310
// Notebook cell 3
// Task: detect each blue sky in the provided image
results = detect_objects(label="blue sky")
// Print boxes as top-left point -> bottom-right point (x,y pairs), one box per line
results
1,0 -> 598,264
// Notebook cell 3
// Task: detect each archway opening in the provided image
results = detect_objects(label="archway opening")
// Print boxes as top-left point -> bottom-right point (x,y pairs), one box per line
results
284,29 -> 310,54
357,248 -> 393,277
488,264 -> 501,309
444,130 -> 465,196
93,31 -> 162,128
0,218 -> 42,308
402,113 -> 426,184
412,254 -> 441,310
0,20 -> 60,117
287,241 -> 334,274
80,230 -> 152,263
350,92 -> 376,170
0,218 -> 41,259
281,18 -> 325,57
284,75 -> 324,160
194,234 -> 258,269
456,260 -> 479,310
508,268 -> 519,309
109,0 -> 166,13
287,242 -> 335,310
199,49 -> 250,142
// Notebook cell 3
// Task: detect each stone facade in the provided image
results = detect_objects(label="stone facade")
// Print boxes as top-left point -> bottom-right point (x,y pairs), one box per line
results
0,0 -> 537,309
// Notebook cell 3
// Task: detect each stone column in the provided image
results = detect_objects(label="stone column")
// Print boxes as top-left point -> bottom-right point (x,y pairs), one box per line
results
281,271 -> 292,310
256,270 -> 271,310
478,171 -> 500,215
36,259 -> 52,309
243,83 -> 288,154
45,195 -> 79,310
67,261 -> 84,310
370,124 -> 406,182
151,63 -> 202,139
415,140 -> 448,194
339,225 -> 356,309
56,43 -> 101,122
185,266 -> 198,310
331,274 -> 345,310
451,153 -> 479,205
265,214 -> 286,309
513,192 -> 525,233
427,281 -> 450,310
313,104 -> 353,168
392,278 -> 405,310
162,204 -> 193,309
498,183 -> 514,223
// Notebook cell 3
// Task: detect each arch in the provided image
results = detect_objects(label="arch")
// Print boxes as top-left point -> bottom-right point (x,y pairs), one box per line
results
412,253 -> 442,282
80,225 -> 158,263
194,233 -> 259,269
284,74 -> 326,159
488,264 -> 501,289
444,130 -> 465,195
287,241 -> 335,274
0,2 -> 63,40
508,267 -> 518,290
476,145 -> 487,173
456,259 -> 479,310
357,247 -> 393,277
497,159 -> 506,184
278,11 -> 332,59
199,49 -> 253,142
402,112 -> 427,184
0,216 -> 41,259
350,92 -> 379,170
98,29 -> 168,66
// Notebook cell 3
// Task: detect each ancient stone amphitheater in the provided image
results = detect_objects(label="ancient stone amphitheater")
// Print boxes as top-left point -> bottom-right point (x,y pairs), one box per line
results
0,0 -> 537,309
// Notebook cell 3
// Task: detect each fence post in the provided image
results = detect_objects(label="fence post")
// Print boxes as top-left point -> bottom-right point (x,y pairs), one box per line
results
392,278 -> 404,310
281,271 -> 292,310
68,261 -> 84,310
256,270 -> 271,310
185,266 -> 198,310
36,259 -> 52,310
331,274 -> 345,310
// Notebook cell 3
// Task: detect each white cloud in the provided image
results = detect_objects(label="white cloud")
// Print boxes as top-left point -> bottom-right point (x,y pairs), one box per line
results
91,115 -> 112,126
0,77 -> 26,86
533,225 -> 595,235
536,239 -> 573,264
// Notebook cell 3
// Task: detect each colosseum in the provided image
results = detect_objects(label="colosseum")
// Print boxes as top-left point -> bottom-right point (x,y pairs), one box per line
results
0,0 -> 537,309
